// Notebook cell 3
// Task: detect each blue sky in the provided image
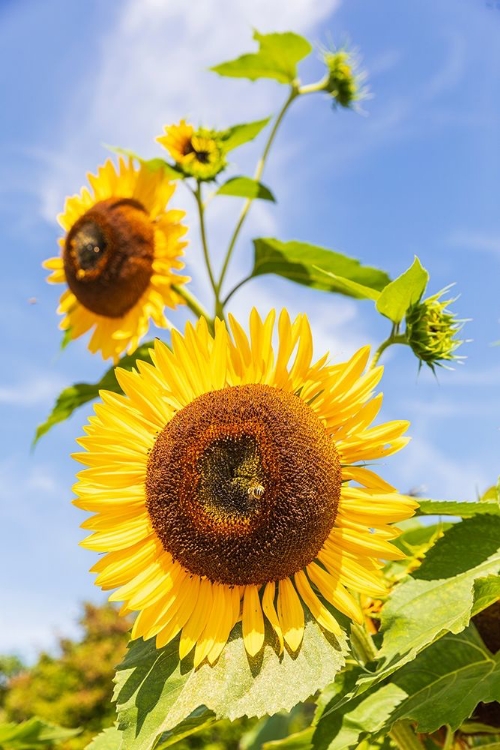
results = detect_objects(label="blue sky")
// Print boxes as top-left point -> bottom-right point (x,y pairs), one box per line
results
1,0 -> 499,658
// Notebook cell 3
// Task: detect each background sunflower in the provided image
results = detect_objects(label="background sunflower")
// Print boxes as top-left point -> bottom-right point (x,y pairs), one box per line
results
43,158 -> 188,361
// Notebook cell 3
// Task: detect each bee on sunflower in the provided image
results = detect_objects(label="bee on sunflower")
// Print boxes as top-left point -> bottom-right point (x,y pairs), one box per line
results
43,158 -> 188,361
74,309 -> 416,667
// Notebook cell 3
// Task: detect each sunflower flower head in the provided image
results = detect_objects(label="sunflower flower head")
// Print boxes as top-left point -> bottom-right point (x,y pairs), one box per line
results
74,310 -> 416,667
405,288 -> 465,371
43,158 -> 188,361
322,47 -> 367,109
156,120 -> 227,181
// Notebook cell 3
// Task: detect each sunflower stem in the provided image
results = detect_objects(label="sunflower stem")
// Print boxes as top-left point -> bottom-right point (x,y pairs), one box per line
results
215,85 -> 299,313
370,331 -> 408,369
194,181 -> 219,312
349,621 -> 378,665
172,284 -> 214,334
389,721 -> 426,750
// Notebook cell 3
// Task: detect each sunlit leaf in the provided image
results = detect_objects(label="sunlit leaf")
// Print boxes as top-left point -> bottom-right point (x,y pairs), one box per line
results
114,619 -> 347,750
85,726 -> 122,750
211,31 -> 312,84
375,256 -> 429,323
34,342 -> 154,444
313,625 -> 500,745
417,499 -> 500,517
221,118 -> 271,151
251,239 -> 390,300
217,177 -> 275,201
357,516 -> 500,692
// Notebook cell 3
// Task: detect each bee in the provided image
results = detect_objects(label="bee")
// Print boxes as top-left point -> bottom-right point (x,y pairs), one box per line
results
248,483 -> 265,499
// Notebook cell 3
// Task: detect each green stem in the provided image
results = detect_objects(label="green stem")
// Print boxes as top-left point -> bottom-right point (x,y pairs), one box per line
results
222,275 -> 253,307
298,76 -> 329,95
442,725 -> 455,750
215,85 -> 299,315
349,622 -> 378,665
194,181 -> 218,305
370,332 -> 408,369
172,284 -> 214,334
389,721 -> 426,750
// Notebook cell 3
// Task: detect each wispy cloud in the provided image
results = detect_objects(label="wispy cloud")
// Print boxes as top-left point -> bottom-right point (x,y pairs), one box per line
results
447,229 -> 500,257
0,375 -> 67,407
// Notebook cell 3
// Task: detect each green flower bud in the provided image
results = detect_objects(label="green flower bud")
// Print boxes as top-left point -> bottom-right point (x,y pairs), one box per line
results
322,49 -> 366,109
405,289 -> 465,371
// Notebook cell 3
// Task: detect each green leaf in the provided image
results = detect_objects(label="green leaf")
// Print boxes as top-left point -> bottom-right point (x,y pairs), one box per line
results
210,30 -> 312,84
0,717 -> 80,748
104,145 -> 182,180
418,499 -> 500,517
472,575 -> 500,616
217,177 -> 275,201
313,625 -> 500,745
115,619 -> 347,750
85,726 -> 122,750
34,342 -> 155,444
359,516 -> 500,690
153,708 -> 216,749
221,118 -> 271,151
252,239 -> 390,300
375,257 -> 429,324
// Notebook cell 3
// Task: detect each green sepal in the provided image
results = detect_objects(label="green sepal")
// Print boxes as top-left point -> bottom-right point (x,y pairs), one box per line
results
0,717 -> 80,748
251,239 -> 390,299
104,145 -> 183,180
221,118 -> 271,151
217,177 -> 276,201
114,619 -> 347,750
210,30 -> 312,84
375,256 -> 429,324
33,341 -> 155,444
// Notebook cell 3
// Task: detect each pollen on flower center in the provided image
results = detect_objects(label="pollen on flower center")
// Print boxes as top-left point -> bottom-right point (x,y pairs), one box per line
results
63,197 -> 155,319
146,383 -> 342,585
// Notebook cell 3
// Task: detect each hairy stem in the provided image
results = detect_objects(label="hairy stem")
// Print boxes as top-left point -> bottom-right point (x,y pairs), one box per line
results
194,181 -> 218,309
172,284 -> 214,334
370,332 -> 408,369
216,85 -> 299,315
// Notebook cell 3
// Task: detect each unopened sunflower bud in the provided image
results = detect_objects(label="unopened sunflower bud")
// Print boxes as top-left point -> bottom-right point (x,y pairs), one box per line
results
405,289 -> 465,370
322,49 -> 365,109
156,120 -> 227,181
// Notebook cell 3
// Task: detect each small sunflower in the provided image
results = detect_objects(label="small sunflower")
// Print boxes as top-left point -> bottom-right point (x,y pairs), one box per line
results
43,158 -> 188,361
156,120 -> 226,181
74,310 -> 416,666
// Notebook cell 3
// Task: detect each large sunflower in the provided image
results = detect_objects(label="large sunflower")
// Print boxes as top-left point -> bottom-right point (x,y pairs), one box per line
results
74,310 -> 416,666
44,158 -> 188,361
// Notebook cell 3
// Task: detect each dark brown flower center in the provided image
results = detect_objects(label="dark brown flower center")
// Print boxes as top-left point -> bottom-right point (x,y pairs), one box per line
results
63,197 -> 155,318
146,384 -> 342,585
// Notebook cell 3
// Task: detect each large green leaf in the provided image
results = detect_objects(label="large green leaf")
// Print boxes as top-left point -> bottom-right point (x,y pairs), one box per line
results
115,620 -> 347,750
85,726 -> 122,750
313,625 -> 500,747
359,516 -> 500,689
211,31 -> 312,84
221,118 -> 271,151
375,257 -> 428,324
251,239 -> 390,300
0,717 -> 80,749
34,342 -> 154,444
217,177 -> 275,201
418,499 -> 500,517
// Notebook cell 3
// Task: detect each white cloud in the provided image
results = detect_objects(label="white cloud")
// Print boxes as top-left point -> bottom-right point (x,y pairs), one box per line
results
447,229 -> 500,257
0,375 -> 66,407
